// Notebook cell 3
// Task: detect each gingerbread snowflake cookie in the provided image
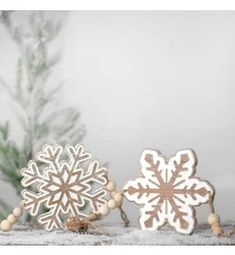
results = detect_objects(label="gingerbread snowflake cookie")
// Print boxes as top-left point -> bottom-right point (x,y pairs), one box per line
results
124,149 -> 214,234
21,144 -> 108,231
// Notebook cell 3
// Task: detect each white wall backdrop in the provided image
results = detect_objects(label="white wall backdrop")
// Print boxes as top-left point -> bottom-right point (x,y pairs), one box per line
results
0,11 -> 234,223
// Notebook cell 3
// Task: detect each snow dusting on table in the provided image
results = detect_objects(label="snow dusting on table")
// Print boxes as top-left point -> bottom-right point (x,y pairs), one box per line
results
0,222 -> 234,245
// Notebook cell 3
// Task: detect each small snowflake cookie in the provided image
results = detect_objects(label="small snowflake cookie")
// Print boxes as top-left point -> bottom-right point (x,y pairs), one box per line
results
124,149 -> 214,234
21,144 -> 109,231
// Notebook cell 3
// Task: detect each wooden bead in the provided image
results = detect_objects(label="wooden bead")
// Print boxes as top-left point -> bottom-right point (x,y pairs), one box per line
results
113,192 -> 123,203
13,207 -> 23,217
208,213 -> 220,225
108,199 -> 117,209
97,204 -> 110,216
110,191 -> 117,198
0,220 -> 12,231
211,222 -> 220,229
212,226 -> 222,236
106,181 -> 116,192
7,214 -> 17,224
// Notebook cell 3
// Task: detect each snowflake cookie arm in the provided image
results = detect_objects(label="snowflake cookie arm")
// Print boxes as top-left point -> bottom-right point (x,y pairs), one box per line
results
167,149 -> 214,234
166,178 -> 213,234
37,144 -> 63,170
139,196 -> 166,231
124,149 -> 168,230
81,160 -> 108,185
38,206 -> 61,231
140,149 -> 166,182
66,144 -> 91,169
21,190 -> 49,216
167,149 -> 197,184
21,160 -> 49,216
21,160 -> 48,187
80,160 -> 108,212
166,197 -> 196,234
82,189 -> 107,212
174,178 -> 214,207
124,178 -> 161,204
167,149 -> 214,206
124,176 -> 167,230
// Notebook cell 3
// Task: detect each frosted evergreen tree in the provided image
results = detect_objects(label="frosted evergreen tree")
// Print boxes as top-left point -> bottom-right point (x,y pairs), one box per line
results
0,11 -> 85,221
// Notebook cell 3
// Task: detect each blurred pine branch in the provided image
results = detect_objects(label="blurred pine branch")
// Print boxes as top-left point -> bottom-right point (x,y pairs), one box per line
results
0,11 -> 86,221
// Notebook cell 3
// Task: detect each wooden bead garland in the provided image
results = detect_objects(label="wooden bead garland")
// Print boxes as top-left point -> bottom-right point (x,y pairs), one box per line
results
99,180 -> 129,227
0,203 -> 24,232
113,192 -> 123,203
108,199 -> 117,209
207,192 -> 235,237
110,191 -> 117,198
97,204 -> 110,216
106,181 -> 116,192
208,213 -> 220,225
105,181 -> 125,210
13,207 -> 23,217
0,220 -> 12,231
210,221 -> 224,237
105,181 -> 124,209
7,214 -> 17,224
212,226 -> 223,236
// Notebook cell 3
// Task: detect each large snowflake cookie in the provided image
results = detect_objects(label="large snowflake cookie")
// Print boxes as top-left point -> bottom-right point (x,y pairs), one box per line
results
21,144 -> 108,231
124,149 -> 214,234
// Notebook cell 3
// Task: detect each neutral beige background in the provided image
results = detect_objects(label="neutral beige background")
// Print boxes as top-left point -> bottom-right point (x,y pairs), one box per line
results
0,11 -> 234,223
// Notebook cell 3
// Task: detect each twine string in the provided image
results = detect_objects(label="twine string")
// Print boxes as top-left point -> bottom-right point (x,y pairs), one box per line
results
118,205 -> 130,227
64,214 -> 106,234
208,192 -> 215,214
